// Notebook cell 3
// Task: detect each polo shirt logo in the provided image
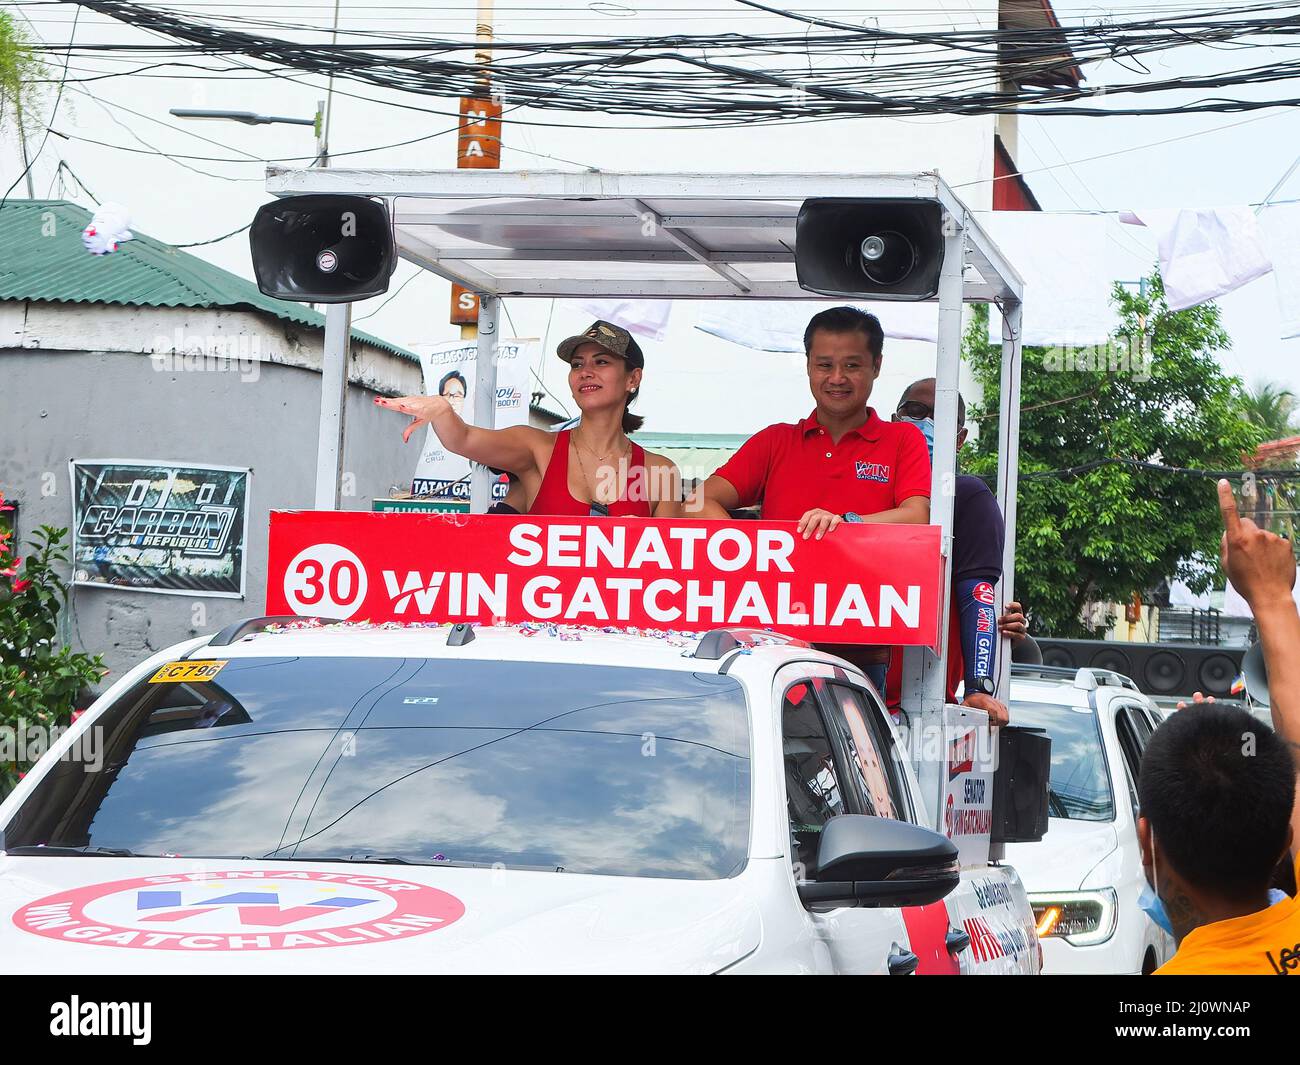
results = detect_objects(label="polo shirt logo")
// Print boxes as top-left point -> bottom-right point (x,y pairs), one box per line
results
855,460 -> 891,483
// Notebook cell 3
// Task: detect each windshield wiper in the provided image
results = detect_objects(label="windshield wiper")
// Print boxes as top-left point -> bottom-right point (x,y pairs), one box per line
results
345,853 -> 457,866
346,856 -> 569,872
1047,789 -> 1070,819
4,845 -> 143,857
280,853 -> 569,872
4,845 -> 569,871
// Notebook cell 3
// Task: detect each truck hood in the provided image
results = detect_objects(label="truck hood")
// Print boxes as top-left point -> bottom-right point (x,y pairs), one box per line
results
1003,820 -> 1119,893
0,857 -> 762,974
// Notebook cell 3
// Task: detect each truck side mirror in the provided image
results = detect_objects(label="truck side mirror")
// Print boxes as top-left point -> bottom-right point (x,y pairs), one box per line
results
797,814 -> 959,909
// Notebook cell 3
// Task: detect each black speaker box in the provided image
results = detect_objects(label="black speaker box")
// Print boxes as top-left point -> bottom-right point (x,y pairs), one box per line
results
250,194 -> 396,303
1035,638 -> 1244,698
991,725 -> 1051,844
795,198 -> 946,300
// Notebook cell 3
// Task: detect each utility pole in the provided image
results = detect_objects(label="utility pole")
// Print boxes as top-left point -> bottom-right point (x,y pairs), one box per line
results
314,98 -> 327,169
451,0 -> 502,341
1136,274 -> 1148,362
319,0 -> 342,168
14,95 -> 35,198
1117,275 -> 1151,364
455,0 -> 505,514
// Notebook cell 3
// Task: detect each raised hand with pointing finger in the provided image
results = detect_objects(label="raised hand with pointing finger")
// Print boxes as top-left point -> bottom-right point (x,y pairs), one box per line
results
1217,478 -> 1296,611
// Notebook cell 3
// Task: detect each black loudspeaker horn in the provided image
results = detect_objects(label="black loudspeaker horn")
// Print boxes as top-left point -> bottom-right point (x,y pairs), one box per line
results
795,198 -> 946,300
1243,642 -> 1269,707
1036,638 -> 1244,699
250,194 -> 395,303
991,726 -> 1051,844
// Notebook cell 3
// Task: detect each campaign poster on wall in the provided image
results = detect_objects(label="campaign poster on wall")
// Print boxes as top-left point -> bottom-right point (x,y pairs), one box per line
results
70,460 -> 250,597
411,338 -> 536,501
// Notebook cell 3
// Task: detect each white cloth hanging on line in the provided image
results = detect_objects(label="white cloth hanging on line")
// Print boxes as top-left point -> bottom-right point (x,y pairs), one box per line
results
1257,203 -> 1300,340
694,299 -> 939,352
576,299 -> 674,341
978,211 -> 1120,347
1123,207 -> 1273,312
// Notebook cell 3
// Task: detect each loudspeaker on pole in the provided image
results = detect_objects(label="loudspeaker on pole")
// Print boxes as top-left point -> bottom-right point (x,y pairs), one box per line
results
250,194 -> 396,303
795,197 -> 946,300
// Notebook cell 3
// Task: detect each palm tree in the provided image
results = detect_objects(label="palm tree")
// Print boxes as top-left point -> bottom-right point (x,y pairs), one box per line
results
1241,380 -> 1300,442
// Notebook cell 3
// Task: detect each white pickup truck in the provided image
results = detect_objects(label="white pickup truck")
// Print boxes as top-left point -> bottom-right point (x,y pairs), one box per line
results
0,620 -> 1039,974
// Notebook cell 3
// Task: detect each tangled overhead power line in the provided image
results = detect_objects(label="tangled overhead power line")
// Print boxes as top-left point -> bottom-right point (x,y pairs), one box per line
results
35,0 -> 1300,120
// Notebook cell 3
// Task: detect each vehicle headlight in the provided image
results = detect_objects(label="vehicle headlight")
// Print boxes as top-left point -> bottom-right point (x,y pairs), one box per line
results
1027,889 -> 1117,946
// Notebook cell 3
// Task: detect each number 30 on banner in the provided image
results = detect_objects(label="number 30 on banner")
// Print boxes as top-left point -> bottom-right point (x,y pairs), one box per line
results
284,543 -> 368,619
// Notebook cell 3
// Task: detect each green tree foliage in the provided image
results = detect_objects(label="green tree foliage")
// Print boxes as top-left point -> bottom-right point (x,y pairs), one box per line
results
963,274 -> 1264,637
0,11 -> 46,137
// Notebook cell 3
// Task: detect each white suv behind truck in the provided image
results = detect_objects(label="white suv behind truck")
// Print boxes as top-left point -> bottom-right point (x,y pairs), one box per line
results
1004,664 -> 1176,975
0,619 -> 1038,975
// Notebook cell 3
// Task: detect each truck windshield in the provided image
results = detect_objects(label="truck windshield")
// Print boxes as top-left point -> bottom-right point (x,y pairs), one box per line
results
4,657 -> 751,880
1007,701 -> 1114,822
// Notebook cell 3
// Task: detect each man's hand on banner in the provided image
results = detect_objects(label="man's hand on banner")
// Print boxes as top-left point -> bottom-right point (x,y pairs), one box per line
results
796,508 -> 842,541
962,691 -> 1009,727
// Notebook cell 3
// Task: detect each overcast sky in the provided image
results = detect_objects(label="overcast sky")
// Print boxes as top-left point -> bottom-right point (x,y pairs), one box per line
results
4,0 -> 1299,431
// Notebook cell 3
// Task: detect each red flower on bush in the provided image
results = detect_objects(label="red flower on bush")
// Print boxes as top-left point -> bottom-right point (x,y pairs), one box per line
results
1,521 -> 106,796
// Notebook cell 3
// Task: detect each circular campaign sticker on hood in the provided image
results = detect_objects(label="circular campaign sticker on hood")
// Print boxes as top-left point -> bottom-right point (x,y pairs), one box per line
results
13,870 -> 466,952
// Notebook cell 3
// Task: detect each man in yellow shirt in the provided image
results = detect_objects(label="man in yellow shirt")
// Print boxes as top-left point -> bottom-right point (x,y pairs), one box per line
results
1137,480 -> 1300,975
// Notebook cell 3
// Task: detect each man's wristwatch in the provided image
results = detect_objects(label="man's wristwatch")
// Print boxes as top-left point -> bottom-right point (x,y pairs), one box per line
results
842,512 -> 863,523
967,676 -> 996,697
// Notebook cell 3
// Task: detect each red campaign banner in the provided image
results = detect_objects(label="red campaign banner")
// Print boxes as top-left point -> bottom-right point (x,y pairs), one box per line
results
265,512 -> 944,646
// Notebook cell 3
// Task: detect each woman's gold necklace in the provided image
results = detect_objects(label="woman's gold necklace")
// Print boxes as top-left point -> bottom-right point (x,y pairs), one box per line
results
572,429 -> 629,503
574,426 -> 627,464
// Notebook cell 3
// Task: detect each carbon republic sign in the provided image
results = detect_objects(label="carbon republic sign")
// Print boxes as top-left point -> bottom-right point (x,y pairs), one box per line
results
70,461 -> 250,597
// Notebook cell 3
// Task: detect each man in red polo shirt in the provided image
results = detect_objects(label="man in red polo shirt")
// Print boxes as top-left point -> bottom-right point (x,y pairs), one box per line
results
686,306 -> 931,531
685,306 -> 930,692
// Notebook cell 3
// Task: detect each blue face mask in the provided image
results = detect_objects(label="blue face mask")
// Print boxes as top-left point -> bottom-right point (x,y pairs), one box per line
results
1139,878 -> 1175,937
901,416 -> 935,463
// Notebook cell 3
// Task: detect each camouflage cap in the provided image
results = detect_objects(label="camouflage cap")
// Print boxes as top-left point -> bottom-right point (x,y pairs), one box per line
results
556,320 -> 645,369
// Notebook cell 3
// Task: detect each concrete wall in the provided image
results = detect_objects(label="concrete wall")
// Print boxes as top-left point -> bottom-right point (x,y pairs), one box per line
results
0,304 -> 425,691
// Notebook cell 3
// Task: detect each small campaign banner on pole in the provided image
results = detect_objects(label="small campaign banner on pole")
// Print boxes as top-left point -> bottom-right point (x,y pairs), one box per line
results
411,338 -> 534,502
266,512 -> 943,646
70,460 -> 249,597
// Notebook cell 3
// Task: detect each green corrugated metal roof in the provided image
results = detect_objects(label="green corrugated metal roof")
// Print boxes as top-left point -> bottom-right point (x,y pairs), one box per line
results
630,432 -> 744,482
631,432 -> 750,450
0,200 -> 416,362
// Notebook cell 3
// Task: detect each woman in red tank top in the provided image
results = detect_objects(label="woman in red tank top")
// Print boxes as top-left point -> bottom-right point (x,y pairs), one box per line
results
377,320 -> 681,517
